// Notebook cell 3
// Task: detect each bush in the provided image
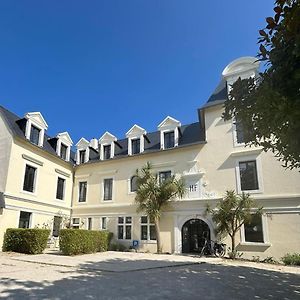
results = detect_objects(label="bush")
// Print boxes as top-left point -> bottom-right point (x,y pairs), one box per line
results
282,253 -> 300,266
59,229 -> 112,255
2,228 -> 50,254
109,242 -> 128,252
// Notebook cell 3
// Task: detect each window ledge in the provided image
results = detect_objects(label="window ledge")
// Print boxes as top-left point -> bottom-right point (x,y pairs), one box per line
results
239,242 -> 271,247
20,190 -> 37,197
230,147 -> 263,157
140,240 -> 157,244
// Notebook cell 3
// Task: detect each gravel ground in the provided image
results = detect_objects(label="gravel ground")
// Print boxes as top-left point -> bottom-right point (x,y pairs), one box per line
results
0,251 -> 299,300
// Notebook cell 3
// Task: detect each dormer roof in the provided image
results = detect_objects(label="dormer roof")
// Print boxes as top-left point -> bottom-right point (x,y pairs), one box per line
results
126,124 -> 147,137
222,56 -> 259,78
57,132 -> 73,146
99,131 -> 117,143
76,137 -> 90,148
158,116 -> 181,130
25,112 -> 48,129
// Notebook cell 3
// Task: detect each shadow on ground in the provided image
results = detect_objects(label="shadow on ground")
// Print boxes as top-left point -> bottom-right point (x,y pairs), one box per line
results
1,258 -> 300,300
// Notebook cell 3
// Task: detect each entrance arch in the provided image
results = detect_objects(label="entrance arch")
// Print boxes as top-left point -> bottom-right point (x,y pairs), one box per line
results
181,219 -> 211,253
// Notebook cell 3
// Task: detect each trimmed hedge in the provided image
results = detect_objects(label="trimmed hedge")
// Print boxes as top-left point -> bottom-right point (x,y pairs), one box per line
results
3,228 -> 50,254
59,229 -> 113,255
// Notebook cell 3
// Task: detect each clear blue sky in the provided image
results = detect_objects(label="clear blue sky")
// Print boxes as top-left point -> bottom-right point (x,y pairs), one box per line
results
0,0 -> 274,144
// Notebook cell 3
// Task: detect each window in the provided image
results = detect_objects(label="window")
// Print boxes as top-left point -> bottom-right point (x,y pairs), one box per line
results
56,177 -> 65,200
235,120 -> 244,144
118,216 -> 132,240
159,171 -> 172,184
101,217 -> 107,230
103,178 -> 113,200
131,138 -> 140,155
60,143 -> 68,160
164,131 -> 175,149
79,150 -> 86,164
19,211 -> 31,228
103,145 -> 111,160
79,181 -> 87,202
130,176 -> 138,192
30,125 -> 40,145
239,160 -> 259,191
72,218 -> 80,229
244,215 -> 264,243
23,165 -> 37,193
141,216 -> 156,241
88,217 -> 92,230
52,216 -> 62,237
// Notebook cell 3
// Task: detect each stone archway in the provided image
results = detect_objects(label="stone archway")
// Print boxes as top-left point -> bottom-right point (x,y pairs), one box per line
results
181,218 -> 211,253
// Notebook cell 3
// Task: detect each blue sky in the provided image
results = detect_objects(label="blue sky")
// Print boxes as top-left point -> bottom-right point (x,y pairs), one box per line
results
0,0 -> 274,144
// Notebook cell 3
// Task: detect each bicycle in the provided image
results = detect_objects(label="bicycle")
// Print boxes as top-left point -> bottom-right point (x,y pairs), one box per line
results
200,238 -> 226,257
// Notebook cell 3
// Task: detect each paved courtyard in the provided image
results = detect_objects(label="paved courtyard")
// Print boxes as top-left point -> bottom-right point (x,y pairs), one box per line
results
0,251 -> 299,300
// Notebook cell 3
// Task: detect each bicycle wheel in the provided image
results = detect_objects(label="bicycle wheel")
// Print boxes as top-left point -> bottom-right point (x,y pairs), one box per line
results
214,244 -> 226,257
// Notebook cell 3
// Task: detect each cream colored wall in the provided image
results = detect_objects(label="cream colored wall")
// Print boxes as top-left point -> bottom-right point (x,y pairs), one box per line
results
0,114 -> 13,192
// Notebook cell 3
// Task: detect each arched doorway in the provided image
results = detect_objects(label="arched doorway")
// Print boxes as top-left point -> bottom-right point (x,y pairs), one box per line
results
181,219 -> 211,253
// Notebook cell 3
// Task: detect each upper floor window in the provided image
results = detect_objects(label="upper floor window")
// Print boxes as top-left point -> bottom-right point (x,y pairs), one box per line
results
141,216 -> 156,241
103,145 -> 111,160
103,178 -> 113,200
79,181 -> 87,202
164,131 -> 175,149
244,215 -> 264,243
23,165 -> 37,193
159,171 -> 172,184
56,177 -> 65,200
79,150 -> 86,164
131,138 -> 140,155
130,176 -> 138,192
239,160 -> 259,191
30,125 -> 41,145
118,216 -> 132,240
60,143 -> 68,160
234,119 -> 245,144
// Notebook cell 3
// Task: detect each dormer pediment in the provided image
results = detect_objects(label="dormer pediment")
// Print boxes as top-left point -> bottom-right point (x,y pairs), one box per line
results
57,132 -> 73,146
99,131 -> 117,144
158,116 -> 181,130
76,137 -> 89,149
126,124 -> 146,138
25,112 -> 48,130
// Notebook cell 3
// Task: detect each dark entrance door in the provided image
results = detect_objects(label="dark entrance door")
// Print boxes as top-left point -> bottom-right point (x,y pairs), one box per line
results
52,216 -> 62,237
181,219 -> 210,253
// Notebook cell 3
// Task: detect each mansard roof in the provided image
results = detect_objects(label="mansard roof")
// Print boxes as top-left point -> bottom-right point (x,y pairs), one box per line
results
0,106 -> 75,164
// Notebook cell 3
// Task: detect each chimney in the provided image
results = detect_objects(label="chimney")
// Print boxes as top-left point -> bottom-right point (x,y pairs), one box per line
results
89,138 -> 99,151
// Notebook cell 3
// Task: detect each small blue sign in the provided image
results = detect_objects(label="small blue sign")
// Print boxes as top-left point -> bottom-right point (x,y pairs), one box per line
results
132,240 -> 139,248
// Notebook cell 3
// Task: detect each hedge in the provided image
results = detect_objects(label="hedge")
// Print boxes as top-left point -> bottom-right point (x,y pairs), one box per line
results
3,228 -> 50,254
282,253 -> 300,266
59,229 -> 113,255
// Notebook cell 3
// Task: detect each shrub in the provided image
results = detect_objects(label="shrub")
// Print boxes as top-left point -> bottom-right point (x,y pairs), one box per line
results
282,253 -> 300,266
2,228 -> 50,254
109,242 -> 128,252
59,229 -> 112,255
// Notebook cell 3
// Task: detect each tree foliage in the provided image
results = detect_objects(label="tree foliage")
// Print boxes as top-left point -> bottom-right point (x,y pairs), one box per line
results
223,0 -> 300,169
135,162 -> 185,253
207,190 -> 262,258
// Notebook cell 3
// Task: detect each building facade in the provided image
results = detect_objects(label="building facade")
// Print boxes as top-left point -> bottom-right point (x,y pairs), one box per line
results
0,57 -> 299,260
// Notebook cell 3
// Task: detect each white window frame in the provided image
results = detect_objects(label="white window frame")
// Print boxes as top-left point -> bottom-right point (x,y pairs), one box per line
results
232,118 -> 245,147
235,155 -> 263,194
240,213 -> 270,246
72,217 -> 80,228
99,132 -> 117,160
126,124 -> 146,155
21,162 -> 38,196
140,216 -> 156,242
100,216 -> 108,230
101,177 -> 114,202
78,181 -> 88,203
56,132 -> 73,162
18,210 -> 33,229
128,175 -> 138,194
157,116 -> 181,150
55,176 -> 66,201
117,216 -> 132,240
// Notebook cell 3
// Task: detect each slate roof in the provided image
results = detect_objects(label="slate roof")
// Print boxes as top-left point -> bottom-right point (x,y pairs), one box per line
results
0,106 -> 76,164
0,105 -> 205,165
201,79 -> 228,109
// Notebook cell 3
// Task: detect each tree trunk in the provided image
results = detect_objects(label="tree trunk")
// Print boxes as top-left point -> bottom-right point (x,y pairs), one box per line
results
231,234 -> 236,259
154,217 -> 162,254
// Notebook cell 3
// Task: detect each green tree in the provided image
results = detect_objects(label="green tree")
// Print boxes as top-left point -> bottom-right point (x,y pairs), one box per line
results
223,0 -> 300,169
135,162 -> 186,253
207,190 -> 262,259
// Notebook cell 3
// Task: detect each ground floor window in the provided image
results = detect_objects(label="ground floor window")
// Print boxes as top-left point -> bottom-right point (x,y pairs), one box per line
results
88,217 -> 92,230
72,218 -> 80,229
141,216 -> 156,241
244,215 -> 264,243
18,211 -> 31,228
118,216 -> 132,240
101,217 -> 107,230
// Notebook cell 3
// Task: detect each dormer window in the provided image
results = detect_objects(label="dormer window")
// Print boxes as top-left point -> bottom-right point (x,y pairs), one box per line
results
158,116 -> 181,150
99,132 -> 117,160
24,112 -> 48,147
164,131 -> 175,149
56,132 -> 73,162
30,125 -> 40,145
75,138 -> 90,164
131,138 -> 140,155
60,143 -> 68,160
103,145 -> 111,160
126,125 -> 146,156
